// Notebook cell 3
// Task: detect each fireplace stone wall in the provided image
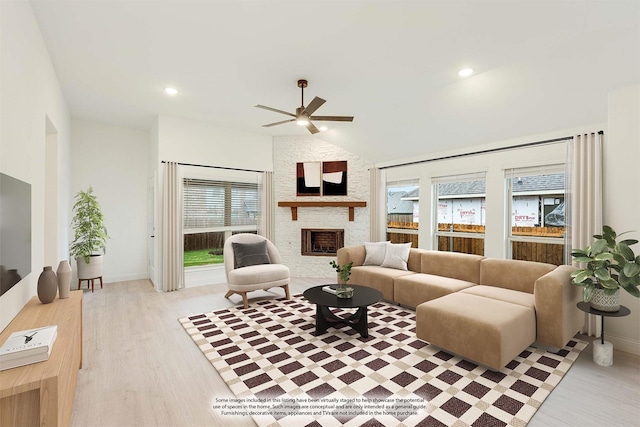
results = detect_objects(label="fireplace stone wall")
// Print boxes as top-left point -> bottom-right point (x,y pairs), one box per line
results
273,136 -> 374,277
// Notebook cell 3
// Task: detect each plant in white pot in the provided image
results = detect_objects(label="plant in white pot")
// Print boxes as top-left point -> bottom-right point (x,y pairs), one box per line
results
70,187 -> 109,281
571,225 -> 640,312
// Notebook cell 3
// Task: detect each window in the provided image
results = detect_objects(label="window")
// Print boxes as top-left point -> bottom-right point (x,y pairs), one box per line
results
433,173 -> 486,255
183,178 -> 258,267
386,179 -> 419,247
506,165 -> 565,265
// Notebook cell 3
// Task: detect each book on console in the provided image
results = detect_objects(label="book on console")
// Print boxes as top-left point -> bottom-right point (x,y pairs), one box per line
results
0,346 -> 55,371
0,325 -> 57,364
322,286 -> 338,295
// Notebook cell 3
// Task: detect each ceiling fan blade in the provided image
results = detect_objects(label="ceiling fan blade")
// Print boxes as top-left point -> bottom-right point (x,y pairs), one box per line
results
262,118 -> 296,127
301,97 -> 326,116
309,115 -> 354,122
305,121 -> 320,134
255,105 -> 296,117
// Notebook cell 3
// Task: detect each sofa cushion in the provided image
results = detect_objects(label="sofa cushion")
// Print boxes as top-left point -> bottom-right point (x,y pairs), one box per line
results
337,246 -> 366,267
416,293 -> 536,370
227,263 -> 289,286
394,274 -> 477,308
406,248 -> 425,273
381,243 -> 412,270
480,258 -> 555,293
350,265 -> 415,301
460,285 -> 534,309
533,265 -> 583,349
421,251 -> 484,283
363,241 -> 390,266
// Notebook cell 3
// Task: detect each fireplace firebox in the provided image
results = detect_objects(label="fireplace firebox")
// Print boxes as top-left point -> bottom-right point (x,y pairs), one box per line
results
301,229 -> 344,256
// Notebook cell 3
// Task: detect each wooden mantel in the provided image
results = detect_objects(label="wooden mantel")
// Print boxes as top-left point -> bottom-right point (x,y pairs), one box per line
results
278,201 -> 367,221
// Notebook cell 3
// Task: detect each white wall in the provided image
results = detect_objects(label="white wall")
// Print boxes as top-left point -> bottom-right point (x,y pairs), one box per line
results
604,84 -> 640,354
273,136 -> 374,277
70,119 -> 149,283
0,2 -> 71,331
152,115 -> 273,291
157,115 -> 272,171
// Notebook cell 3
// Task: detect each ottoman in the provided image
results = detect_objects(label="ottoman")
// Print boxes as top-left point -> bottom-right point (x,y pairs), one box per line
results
416,293 -> 536,370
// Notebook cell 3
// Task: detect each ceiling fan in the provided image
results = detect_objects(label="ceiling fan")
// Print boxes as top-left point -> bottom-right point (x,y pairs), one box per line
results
255,79 -> 354,134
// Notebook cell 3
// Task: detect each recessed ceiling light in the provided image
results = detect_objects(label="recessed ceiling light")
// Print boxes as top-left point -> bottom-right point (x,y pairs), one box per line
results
164,87 -> 178,96
319,126 -> 328,132
458,68 -> 474,78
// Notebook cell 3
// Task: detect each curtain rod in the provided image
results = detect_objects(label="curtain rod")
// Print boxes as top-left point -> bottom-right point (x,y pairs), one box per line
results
379,131 -> 604,170
161,160 -> 265,174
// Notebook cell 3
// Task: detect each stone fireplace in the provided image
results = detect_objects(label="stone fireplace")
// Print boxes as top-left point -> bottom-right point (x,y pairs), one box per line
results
301,229 -> 344,256
273,136 -> 373,276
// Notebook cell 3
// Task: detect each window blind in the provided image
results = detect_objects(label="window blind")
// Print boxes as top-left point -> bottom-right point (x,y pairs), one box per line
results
183,178 -> 258,229
431,172 -> 486,185
505,164 -> 565,179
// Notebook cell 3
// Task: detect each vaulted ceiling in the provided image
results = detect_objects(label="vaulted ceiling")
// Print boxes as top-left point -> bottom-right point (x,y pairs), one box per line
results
30,0 -> 640,164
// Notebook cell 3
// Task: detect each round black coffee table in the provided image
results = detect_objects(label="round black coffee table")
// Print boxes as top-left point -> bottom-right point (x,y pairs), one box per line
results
303,285 -> 383,338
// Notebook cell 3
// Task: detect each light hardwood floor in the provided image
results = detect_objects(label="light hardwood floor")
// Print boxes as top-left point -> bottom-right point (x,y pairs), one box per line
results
71,278 -> 640,427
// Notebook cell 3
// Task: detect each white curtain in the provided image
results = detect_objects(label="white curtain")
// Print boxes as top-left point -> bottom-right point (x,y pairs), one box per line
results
369,167 -> 386,241
566,132 -> 603,336
162,162 -> 184,292
258,171 -> 275,241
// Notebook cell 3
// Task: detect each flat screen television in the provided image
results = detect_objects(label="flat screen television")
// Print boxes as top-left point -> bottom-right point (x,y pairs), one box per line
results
0,172 -> 32,297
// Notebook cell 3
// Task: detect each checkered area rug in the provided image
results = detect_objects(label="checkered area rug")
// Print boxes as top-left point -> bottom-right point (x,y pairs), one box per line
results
179,294 -> 586,427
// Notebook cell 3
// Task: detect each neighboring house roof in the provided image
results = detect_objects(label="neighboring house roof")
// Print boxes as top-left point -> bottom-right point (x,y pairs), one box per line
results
387,191 -> 415,214
438,180 -> 486,197
396,174 -> 565,199
400,188 -> 420,201
511,174 -> 564,194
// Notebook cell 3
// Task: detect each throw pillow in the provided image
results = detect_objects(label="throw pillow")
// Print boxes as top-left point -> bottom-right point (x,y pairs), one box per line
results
380,242 -> 412,271
363,241 -> 390,266
232,241 -> 271,269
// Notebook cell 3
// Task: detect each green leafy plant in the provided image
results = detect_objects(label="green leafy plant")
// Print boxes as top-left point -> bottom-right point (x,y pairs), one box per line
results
70,187 -> 109,264
330,260 -> 353,284
571,225 -> 640,302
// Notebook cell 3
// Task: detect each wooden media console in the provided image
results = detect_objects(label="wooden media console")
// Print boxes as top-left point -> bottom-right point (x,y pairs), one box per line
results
0,291 -> 82,426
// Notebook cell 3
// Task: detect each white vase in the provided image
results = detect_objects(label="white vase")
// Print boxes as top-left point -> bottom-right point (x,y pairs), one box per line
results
590,287 -> 621,312
56,260 -> 72,299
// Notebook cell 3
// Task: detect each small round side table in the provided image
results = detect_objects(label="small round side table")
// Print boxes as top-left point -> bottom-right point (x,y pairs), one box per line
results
577,301 -> 630,367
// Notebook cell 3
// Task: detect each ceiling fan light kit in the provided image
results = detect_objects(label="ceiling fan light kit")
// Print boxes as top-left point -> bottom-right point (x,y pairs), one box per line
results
255,79 -> 354,134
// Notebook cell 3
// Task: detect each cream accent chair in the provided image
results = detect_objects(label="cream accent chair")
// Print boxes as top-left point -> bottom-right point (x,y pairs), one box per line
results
223,234 -> 291,309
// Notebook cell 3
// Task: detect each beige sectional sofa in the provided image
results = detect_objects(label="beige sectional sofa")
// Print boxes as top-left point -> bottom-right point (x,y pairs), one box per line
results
337,245 -> 583,370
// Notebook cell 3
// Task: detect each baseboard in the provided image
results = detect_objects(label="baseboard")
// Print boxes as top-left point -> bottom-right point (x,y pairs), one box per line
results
605,334 -> 640,356
103,272 -> 149,283
579,333 -> 640,356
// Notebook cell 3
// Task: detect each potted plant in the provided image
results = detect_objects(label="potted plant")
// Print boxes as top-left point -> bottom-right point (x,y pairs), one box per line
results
330,260 -> 353,298
70,187 -> 109,281
571,225 -> 640,312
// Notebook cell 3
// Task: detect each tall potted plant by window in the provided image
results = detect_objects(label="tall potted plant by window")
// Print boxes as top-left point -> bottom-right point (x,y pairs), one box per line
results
70,187 -> 109,281
571,225 -> 640,312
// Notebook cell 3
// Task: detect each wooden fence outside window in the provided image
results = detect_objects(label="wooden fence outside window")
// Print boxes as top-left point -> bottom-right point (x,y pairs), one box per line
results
387,220 -> 565,265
